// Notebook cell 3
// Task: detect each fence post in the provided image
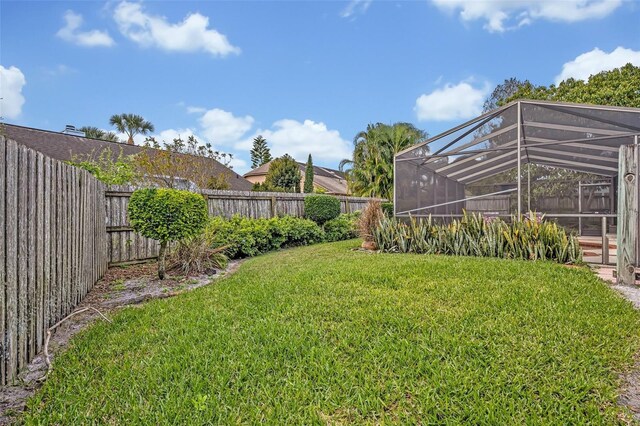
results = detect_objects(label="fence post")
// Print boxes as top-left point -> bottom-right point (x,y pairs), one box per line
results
601,216 -> 608,265
617,145 -> 638,285
270,196 -> 277,218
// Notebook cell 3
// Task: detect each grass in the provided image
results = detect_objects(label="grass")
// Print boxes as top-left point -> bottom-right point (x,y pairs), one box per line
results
24,240 -> 640,424
111,278 -> 126,291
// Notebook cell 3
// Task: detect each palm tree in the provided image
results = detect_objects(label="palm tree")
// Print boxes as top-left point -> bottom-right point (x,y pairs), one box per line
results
340,122 -> 428,200
109,113 -> 155,145
80,126 -> 121,142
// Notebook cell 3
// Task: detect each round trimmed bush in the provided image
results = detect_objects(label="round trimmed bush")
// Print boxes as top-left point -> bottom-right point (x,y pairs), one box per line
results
128,188 -> 208,279
304,195 -> 341,224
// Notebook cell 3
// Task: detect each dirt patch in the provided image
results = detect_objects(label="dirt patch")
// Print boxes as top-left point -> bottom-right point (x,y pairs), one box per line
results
0,259 -> 244,425
619,355 -> 640,422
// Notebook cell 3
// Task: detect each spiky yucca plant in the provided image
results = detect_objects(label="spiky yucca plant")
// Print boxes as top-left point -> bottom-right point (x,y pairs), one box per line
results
372,211 -> 582,264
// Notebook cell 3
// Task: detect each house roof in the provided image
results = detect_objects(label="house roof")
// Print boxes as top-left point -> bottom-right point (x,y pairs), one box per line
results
243,161 -> 273,177
243,160 -> 349,194
1,123 -> 253,191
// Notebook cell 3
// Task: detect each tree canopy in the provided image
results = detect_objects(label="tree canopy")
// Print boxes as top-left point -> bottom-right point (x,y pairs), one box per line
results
80,126 -> 121,143
340,122 -> 428,200
109,113 -> 155,145
303,154 -> 314,193
136,135 -> 233,190
264,154 -> 301,193
505,63 -> 640,107
250,135 -> 272,169
482,78 -> 532,113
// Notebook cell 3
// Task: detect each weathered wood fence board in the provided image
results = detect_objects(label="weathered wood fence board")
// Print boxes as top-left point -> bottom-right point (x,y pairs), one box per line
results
617,145 -> 639,285
0,136 -> 108,385
104,186 -> 381,265
465,195 -> 510,214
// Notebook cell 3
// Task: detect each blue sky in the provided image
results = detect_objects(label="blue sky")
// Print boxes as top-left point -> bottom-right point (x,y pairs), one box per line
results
2,0 -> 639,173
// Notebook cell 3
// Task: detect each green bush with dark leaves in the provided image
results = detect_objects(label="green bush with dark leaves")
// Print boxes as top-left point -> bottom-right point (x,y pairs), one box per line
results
207,215 -> 325,259
323,212 -> 360,242
304,195 -> 341,224
128,188 -> 208,278
373,211 -> 582,264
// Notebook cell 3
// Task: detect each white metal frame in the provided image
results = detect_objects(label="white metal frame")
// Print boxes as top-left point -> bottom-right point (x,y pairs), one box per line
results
394,100 -> 640,219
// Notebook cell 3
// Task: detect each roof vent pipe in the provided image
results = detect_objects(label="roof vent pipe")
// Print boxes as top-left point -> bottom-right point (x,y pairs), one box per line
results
61,125 -> 85,137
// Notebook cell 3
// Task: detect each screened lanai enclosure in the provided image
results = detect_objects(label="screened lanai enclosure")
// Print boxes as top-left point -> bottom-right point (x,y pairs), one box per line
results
394,100 -> 640,278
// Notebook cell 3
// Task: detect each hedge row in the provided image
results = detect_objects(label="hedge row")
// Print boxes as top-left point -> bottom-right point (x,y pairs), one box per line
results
206,213 -> 360,259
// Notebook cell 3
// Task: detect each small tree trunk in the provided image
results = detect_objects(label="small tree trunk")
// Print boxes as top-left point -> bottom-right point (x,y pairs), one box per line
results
158,241 -> 167,280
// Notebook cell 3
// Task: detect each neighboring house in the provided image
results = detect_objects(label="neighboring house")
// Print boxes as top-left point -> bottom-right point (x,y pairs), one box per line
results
244,160 -> 350,195
2,124 -> 253,191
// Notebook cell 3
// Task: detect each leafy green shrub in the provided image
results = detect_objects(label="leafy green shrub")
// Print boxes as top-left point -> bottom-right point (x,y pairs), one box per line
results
68,147 -> 137,185
381,202 -> 394,217
207,215 -> 325,259
304,195 -> 341,224
276,215 -> 326,247
264,154 -> 301,193
252,182 -> 286,192
323,212 -> 360,242
129,188 -> 208,278
373,211 -> 582,264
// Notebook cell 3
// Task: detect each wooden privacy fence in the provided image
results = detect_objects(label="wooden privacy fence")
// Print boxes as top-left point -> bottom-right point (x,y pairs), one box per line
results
465,195 -> 510,215
0,136 -> 108,385
105,186 -> 380,265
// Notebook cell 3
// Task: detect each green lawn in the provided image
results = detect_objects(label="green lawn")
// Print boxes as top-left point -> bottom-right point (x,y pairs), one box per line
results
25,240 -> 640,424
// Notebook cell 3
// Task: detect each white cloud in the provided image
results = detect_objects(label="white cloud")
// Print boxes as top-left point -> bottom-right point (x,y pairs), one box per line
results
237,119 -> 352,162
431,0 -> 622,32
340,0 -> 372,18
118,127 -> 205,146
186,106 -> 206,114
56,10 -> 115,47
155,128 -> 203,143
113,1 -> 240,56
43,64 -> 76,77
199,108 -> 254,144
0,65 -> 26,119
415,80 -> 490,122
555,46 -> 640,84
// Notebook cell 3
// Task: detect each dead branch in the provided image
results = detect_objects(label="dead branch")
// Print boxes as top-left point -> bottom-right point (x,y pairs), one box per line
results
38,306 -> 112,382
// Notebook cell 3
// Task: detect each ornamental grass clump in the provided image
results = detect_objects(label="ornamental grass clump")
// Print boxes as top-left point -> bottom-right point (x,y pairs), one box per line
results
373,211 -> 582,264
167,234 -> 228,276
358,201 -> 384,249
